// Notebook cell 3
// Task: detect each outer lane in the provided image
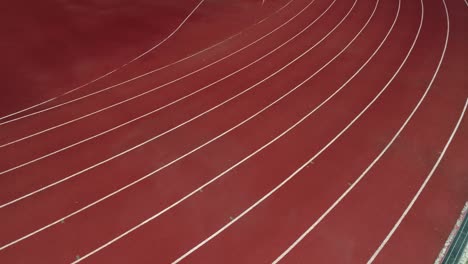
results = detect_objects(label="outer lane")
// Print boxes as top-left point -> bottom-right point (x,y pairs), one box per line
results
369,0 -> 468,261
66,0 -> 414,262
267,0 -> 458,262
0,0 -> 311,166
0,0 -> 301,137
171,0 -> 430,262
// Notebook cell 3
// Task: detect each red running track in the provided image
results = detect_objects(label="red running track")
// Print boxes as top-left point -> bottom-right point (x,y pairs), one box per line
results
0,0 -> 466,263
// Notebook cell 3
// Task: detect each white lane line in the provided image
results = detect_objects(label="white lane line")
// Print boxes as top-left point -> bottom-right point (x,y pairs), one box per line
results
369,99 -> 466,264
0,0 -> 351,252
273,0 -> 450,261
0,0 -> 297,128
257,0 -> 294,25
68,0 -> 383,262
174,0 -> 416,261
0,0 -> 205,122
0,0 -> 295,147
0,0 -> 336,223
0,0 -> 355,253
0,0 -> 293,126
369,97 -> 464,263
121,0 -> 206,65
366,3 -> 451,261
0,0 -> 328,202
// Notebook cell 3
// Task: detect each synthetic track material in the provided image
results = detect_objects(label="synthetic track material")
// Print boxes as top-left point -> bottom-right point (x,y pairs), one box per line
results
0,0 -> 466,263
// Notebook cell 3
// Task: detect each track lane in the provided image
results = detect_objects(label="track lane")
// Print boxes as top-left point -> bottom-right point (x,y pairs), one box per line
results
0,0 -> 366,260
170,0 -> 443,262
44,1 -> 420,262
0,0 -> 204,120
167,0 -> 453,261
0,0 -> 315,170
1,0 -> 461,263
0,0 -> 348,256
0,0 -> 290,121
57,0 -> 298,101
0,0 -> 295,124
0,0 -> 348,249
372,105 -> 468,264
75,0 -> 377,262
0,0 -> 339,204
269,0 -> 456,262
0,0 -> 303,132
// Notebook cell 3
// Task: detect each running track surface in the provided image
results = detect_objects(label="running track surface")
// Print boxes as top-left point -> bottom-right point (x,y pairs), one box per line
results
0,0 -> 467,263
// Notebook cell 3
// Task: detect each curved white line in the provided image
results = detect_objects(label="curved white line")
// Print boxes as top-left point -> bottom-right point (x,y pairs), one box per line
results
0,0 -> 350,254
0,2 -> 360,254
367,4 -> 453,261
0,0 -> 295,146
369,93 -> 465,263
273,0 -> 452,261
0,0 -> 328,201
0,0 -> 350,256
0,0 -> 295,127
0,0 -> 356,251
174,0 -> 410,262
0,0 -> 206,121
0,0 -> 294,147
69,0 -> 377,262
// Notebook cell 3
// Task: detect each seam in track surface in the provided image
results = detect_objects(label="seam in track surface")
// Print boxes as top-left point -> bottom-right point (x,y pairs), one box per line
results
273,0 -> 451,261
367,2 -> 455,259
